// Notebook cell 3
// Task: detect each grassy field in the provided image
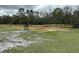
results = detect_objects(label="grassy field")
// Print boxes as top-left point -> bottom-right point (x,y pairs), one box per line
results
3,28 -> 79,53
0,24 -> 79,53
0,24 -> 71,32
0,24 -> 24,32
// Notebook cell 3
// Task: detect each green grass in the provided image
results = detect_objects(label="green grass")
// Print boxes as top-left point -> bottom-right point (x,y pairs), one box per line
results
0,24 -> 24,32
3,29 -> 79,53
0,29 -> 18,32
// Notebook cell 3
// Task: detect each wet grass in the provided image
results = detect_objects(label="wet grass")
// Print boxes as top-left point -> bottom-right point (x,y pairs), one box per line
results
3,29 -> 79,53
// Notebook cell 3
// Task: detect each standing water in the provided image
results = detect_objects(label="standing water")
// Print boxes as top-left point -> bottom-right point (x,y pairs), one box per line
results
0,30 -> 42,52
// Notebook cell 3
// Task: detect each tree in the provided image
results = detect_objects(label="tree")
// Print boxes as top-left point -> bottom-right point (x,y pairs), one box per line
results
63,6 -> 73,25
17,8 -> 26,24
72,6 -> 79,28
52,8 -> 64,24
26,9 -> 35,24
18,8 -> 25,17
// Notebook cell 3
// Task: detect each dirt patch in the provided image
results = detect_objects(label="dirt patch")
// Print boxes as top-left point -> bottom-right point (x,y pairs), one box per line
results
29,26 -> 70,32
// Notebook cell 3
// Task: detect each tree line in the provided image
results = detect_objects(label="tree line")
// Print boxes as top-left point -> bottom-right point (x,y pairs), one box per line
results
0,6 -> 79,28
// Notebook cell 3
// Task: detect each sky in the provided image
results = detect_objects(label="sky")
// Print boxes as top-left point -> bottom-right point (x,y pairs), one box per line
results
0,5 -> 78,16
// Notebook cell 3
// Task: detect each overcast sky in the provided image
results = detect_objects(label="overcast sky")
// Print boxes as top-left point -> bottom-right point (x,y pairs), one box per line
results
0,5 -> 78,16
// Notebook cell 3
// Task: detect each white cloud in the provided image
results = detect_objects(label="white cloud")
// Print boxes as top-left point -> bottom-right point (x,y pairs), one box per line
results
0,5 -> 77,16
0,10 -> 17,16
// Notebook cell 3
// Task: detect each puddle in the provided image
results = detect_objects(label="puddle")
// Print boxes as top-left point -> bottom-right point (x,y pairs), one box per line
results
0,30 -> 38,52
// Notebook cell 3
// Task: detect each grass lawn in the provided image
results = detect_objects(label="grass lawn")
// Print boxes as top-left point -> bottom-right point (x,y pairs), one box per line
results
0,24 -> 24,32
3,28 -> 79,53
